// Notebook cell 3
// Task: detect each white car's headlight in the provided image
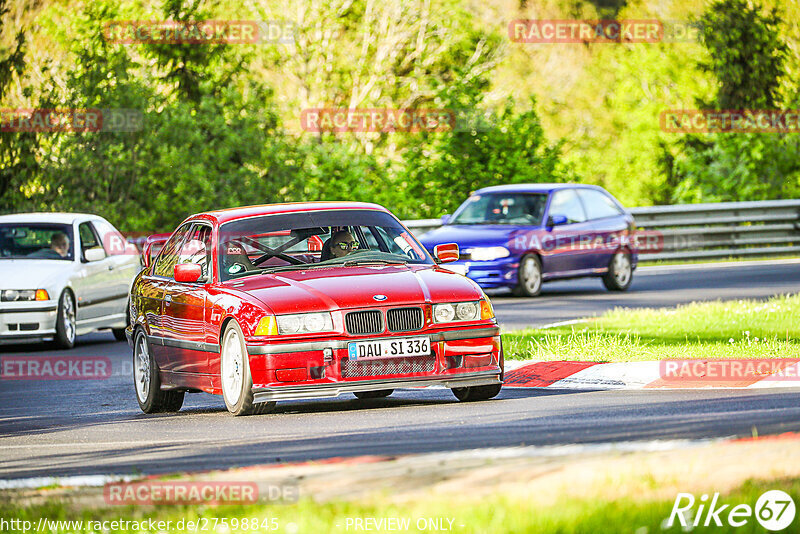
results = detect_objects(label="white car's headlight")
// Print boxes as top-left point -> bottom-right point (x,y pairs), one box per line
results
1,289 -> 49,302
433,301 -> 481,323
276,312 -> 333,335
468,246 -> 510,261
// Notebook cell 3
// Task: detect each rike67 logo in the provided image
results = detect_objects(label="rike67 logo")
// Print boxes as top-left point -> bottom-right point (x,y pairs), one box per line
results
666,490 -> 796,531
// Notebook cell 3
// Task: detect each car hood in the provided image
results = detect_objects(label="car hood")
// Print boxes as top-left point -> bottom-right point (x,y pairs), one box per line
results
0,260 -> 71,290
223,264 -> 483,314
419,224 -> 537,251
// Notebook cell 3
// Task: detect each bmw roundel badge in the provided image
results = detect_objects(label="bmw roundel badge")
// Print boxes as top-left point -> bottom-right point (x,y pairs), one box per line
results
373,294 -> 388,301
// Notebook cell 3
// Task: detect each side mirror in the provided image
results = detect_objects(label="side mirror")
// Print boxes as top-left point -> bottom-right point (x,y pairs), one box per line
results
547,214 -> 569,227
84,247 -> 106,262
433,243 -> 459,264
440,214 -> 452,225
174,263 -> 202,283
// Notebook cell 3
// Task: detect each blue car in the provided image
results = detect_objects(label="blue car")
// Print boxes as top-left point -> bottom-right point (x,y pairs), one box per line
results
419,184 -> 638,297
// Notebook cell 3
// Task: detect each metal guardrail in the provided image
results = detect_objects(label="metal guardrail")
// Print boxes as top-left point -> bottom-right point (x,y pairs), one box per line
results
403,199 -> 800,262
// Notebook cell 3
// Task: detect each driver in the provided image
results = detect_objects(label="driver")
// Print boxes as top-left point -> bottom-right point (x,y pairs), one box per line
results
321,230 -> 359,260
28,232 -> 69,259
50,233 -> 70,258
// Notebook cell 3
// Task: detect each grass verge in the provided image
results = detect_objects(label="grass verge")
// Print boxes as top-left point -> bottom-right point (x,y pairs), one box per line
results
503,293 -> 800,362
2,477 -> 798,533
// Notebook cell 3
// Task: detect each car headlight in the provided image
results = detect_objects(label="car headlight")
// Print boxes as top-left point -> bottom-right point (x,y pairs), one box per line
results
433,301 -> 482,323
468,246 -> 510,261
1,289 -> 49,302
274,312 -> 333,335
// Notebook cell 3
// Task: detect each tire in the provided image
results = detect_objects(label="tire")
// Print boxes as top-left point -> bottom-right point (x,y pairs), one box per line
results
451,384 -> 502,402
54,290 -> 77,349
602,250 -> 633,291
354,389 -> 393,399
220,321 -> 275,416
511,254 -> 542,297
112,300 -> 130,341
133,329 -> 184,413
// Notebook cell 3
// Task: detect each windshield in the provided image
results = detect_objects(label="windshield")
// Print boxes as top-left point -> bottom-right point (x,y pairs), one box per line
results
0,223 -> 75,261
450,192 -> 548,225
218,209 -> 432,281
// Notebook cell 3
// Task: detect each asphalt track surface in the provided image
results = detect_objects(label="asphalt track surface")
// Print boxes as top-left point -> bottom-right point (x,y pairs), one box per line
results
1,260 -> 799,480
491,259 -> 800,329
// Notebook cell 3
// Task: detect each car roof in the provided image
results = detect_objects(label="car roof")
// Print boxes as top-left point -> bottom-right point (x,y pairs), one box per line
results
0,212 -> 103,225
192,201 -> 391,225
473,183 -> 607,194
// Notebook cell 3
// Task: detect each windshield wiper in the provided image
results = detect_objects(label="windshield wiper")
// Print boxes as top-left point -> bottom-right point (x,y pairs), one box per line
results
342,258 -> 407,267
260,263 -> 330,274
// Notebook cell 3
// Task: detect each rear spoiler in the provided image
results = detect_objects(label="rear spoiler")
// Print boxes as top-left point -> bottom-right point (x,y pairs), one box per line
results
142,233 -> 170,269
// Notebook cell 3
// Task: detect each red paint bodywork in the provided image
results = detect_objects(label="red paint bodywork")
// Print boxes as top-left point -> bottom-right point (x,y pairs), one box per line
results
128,202 -> 503,401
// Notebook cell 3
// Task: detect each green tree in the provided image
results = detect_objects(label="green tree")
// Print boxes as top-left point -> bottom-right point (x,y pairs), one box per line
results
698,0 -> 788,110
26,0 -> 289,232
399,97 -> 571,219
0,0 -> 36,211
669,0 -> 799,203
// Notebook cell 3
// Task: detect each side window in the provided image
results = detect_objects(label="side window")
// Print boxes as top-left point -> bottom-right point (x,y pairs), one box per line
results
92,219 -> 129,255
578,189 -> 624,220
178,224 -> 212,279
78,222 -> 101,252
358,226 -> 381,250
548,189 -> 587,224
153,224 -> 192,278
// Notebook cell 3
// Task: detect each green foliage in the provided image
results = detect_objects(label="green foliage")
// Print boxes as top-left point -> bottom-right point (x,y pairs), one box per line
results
672,132 -> 800,202
399,97 -> 571,218
3,0 -> 799,230
698,0 -> 788,110
0,0 -> 36,211
665,0 -> 798,204
23,0 -> 287,233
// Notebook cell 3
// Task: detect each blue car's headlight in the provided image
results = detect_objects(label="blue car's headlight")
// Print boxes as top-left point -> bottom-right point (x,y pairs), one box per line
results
468,246 -> 510,261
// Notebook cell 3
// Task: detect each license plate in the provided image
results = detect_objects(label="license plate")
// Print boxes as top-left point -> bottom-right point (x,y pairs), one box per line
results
347,336 -> 431,360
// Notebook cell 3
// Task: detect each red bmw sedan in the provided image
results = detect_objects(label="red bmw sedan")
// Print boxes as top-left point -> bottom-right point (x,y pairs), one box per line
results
127,202 -> 503,415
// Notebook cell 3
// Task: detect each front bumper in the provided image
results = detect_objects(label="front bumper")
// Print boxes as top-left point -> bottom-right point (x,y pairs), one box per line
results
253,370 -> 499,403
244,325 -> 503,401
447,257 -> 520,289
0,302 -> 58,342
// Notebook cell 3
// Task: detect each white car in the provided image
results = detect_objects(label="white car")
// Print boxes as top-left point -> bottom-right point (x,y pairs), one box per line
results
0,213 -> 140,348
